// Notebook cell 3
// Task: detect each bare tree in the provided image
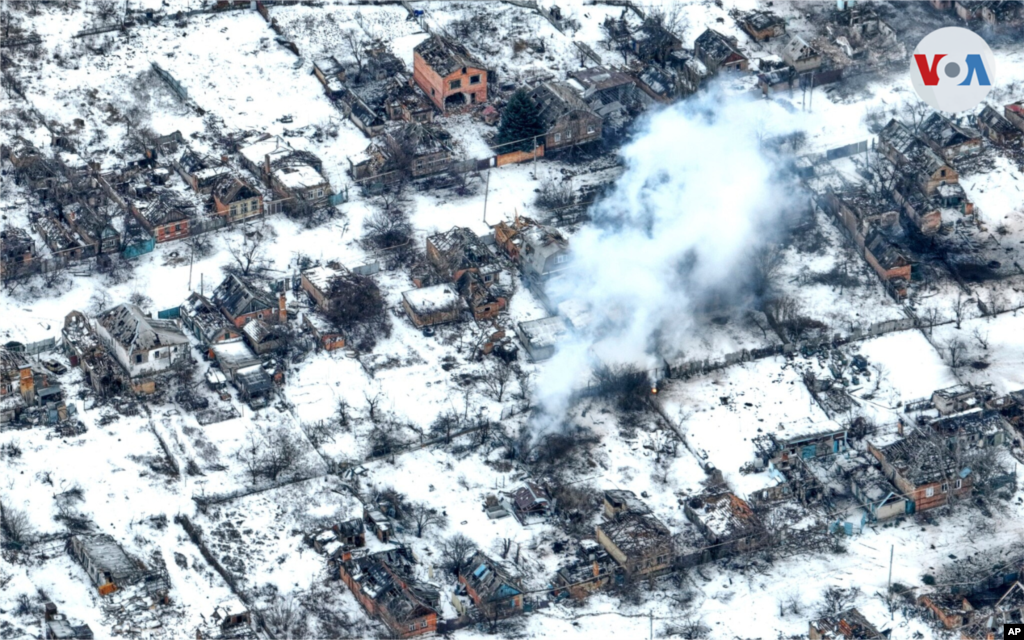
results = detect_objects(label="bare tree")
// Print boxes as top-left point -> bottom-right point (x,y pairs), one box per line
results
300,420 -> 340,450
263,595 -> 308,640
261,427 -> 306,481
439,532 -> 477,575
750,243 -> 784,300
971,327 -> 990,351
944,337 -> 969,370
237,431 -> 264,485
817,586 -> 861,619
227,222 -> 275,278
0,501 -> 33,548
480,358 -> 516,402
409,503 -> 447,538
340,28 -> 365,81
363,391 -> 382,423
951,293 -> 969,329
899,99 -> 931,135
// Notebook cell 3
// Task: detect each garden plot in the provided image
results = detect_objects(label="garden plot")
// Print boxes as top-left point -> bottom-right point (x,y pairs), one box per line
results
657,356 -> 834,500
931,313 -> 1024,395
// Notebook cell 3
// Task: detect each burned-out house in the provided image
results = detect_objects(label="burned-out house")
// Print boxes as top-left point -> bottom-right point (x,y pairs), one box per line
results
173,147 -> 231,194
822,186 -> 909,299
211,274 -> 286,328
507,481 -> 552,523
928,408 -> 1014,449
180,292 -> 241,347
932,383 -> 995,415
63,203 -> 120,256
427,227 -> 500,285
129,190 -> 194,243
684,491 -> 764,559
209,339 -> 273,405
425,227 -> 506,320
456,552 -> 524,618
554,540 -> 617,599
349,122 -> 455,181
1005,101 -> 1024,133
693,29 -> 749,73
918,112 -> 983,162
238,135 -> 331,212
529,82 -> 603,151
808,608 -> 884,639
781,34 -> 822,72
629,17 -> 683,63
848,458 -> 909,523
867,430 -> 974,514
211,175 -> 263,224
0,226 -> 37,280
35,215 -> 91,262
93,304 -> 189,388
0,347 -> 35,421
878,119 -> 960,198
596,491 -> 675,578
337,547 -> 440,638
67,534 -> 145,596
331,46 -> 435,135
413,35 -> 488,113
62,311 -> 125,397
976,105 -> 1019,144
401,284 -> 464,328
568,67 -> 641,126
738,10 -> 786,41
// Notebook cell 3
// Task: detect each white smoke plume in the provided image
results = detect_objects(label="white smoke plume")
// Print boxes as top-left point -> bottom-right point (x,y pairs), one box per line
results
534,88 -> 801,427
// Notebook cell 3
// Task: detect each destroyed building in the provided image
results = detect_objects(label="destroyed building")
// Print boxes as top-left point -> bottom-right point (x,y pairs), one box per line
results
413,35 -> 488,113
401,284 -> 464,328
211,175 -> 263,224
529,82 -> 603,151
67,534 -> 146,596
456,552 -> 524,618
808,607 -> 884,639
337,547 -> 440,638
211,274 -> 286,328
737,10 -> 787,41
595,490 -> 675,577
684,491 -> 765,559
693,28 -> 749,73
867,429 -> 974,513
93,304 -> 190,385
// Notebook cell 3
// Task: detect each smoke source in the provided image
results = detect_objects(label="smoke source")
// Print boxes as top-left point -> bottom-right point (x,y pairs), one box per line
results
534,89 -> 799,428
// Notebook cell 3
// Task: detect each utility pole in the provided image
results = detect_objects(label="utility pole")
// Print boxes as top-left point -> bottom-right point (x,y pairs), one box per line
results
888,544 -> 894,620
649,610 -> 653,640
481,169 -> 491,225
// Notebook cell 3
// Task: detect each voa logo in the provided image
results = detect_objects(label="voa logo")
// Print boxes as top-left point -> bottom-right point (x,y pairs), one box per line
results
911,27 -> 995,113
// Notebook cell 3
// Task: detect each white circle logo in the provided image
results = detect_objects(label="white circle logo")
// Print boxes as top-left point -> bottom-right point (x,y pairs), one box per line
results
911,27 -> 995,113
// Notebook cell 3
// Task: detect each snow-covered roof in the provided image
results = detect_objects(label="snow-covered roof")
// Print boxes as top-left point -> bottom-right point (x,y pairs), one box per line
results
239,135 -> 292,168
402,284 -> 462,314
517,316 -> 569,350
275,163 -> 327,190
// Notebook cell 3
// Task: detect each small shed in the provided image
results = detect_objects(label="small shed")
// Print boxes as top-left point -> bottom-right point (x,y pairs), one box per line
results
401,284 -> 463,328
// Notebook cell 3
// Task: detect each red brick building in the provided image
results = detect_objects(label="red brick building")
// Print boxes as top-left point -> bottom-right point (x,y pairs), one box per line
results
413,35 -> 487,113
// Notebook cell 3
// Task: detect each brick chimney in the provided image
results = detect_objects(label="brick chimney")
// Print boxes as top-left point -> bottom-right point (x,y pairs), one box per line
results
897,419 -> 904,436
18,365 -> 34,404
592,560 -> 600,577
278,292 -> 287,323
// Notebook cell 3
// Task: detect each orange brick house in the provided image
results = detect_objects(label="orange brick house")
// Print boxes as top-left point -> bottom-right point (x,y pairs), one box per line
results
337,548 -> 439,638
413,35 -> 488,113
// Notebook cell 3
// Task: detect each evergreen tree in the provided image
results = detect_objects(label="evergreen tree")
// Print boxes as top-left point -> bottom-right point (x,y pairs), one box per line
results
497,89 -> 544,153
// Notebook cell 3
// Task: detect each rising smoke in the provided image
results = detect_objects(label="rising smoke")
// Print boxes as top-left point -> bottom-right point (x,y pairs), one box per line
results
534,88 -> 802,428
